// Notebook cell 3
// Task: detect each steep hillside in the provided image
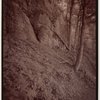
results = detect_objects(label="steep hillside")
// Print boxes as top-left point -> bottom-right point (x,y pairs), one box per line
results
3,0 -> 96,100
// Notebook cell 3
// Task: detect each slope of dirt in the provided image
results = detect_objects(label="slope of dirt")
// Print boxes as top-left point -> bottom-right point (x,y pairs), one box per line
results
3,0 -> 96,100
3,38 -> 96,100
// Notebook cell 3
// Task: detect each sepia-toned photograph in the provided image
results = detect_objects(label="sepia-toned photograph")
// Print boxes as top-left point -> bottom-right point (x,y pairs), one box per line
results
3,0 -> 96,100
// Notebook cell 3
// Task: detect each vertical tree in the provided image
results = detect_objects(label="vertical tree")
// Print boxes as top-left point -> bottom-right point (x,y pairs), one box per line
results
74,0 -> 85,71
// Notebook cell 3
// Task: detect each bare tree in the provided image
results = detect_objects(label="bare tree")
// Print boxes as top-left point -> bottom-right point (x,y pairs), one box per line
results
74,0 -> 85,71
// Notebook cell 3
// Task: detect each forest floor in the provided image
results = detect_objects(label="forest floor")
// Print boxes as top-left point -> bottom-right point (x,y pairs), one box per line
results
3,37 -> 96,100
